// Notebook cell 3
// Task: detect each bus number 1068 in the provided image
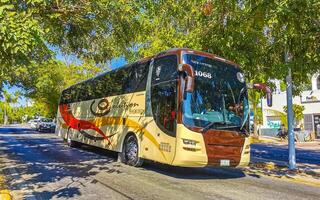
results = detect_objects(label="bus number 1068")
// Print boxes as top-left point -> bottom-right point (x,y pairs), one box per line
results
195,70 -> 212,79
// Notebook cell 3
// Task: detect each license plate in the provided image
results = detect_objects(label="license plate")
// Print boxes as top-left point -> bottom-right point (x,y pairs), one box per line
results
220,159 -> 230,166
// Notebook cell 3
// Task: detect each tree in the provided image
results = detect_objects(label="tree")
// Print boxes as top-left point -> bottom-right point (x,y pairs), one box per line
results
283,104 -> 305,127
132,0 -> 318,136
0,90 -> 20,124
0,0 -> 49,89
0,0 -> 319,122
248,89 -> 262,136
0,0 -> 139,91
24,60 -> 104,118
2,1 -> 319,91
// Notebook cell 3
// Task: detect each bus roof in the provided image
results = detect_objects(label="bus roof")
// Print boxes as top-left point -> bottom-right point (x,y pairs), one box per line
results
62,48 -> 239,92
156,48 -> 239,67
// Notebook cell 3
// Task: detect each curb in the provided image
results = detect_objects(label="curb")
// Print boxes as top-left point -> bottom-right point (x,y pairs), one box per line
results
248,162 -> 320,187
0,174 -> 12,200
250,136 -> 281,144
0,190 -> 12,200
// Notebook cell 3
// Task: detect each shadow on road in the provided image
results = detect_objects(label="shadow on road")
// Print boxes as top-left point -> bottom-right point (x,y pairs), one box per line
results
1,129 -> 248,199
0,131 -> 120,199
138,161 -> 246,180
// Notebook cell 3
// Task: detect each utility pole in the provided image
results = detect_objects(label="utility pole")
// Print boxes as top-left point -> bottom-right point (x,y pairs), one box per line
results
285,51 -> 296,170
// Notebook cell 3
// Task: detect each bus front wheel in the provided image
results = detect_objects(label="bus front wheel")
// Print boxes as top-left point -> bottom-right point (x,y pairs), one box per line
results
120,134 -> 143,167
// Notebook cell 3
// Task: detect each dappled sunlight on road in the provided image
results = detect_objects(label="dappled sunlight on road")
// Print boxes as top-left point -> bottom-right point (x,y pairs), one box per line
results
0,128 -> 320,200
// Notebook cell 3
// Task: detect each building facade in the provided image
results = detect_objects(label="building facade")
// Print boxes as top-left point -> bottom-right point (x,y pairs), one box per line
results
261,73 -> 320,138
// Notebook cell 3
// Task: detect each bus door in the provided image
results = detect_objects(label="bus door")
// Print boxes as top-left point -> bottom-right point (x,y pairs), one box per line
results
149,55 -> 178,164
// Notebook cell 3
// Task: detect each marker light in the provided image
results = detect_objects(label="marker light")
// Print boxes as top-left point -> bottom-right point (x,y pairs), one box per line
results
182,139 -> 197,146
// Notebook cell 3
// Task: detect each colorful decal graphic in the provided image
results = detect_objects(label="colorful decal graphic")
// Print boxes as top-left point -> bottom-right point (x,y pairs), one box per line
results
90,99 -> 111,117
59,104 -> 113,145
58,110 -> 167,160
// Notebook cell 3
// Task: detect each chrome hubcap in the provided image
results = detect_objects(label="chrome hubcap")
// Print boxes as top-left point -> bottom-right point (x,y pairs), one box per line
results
125,137 -> 138,164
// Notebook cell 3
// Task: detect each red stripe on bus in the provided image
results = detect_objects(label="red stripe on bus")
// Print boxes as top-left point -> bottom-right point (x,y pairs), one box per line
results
59,104 -> 112,144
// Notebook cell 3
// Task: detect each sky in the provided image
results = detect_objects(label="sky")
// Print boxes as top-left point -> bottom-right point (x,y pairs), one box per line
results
4,48 -> 127,107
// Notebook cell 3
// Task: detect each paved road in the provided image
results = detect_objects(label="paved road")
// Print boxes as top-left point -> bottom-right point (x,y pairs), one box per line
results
251,142 -> 320,166
0,126 -> 319,200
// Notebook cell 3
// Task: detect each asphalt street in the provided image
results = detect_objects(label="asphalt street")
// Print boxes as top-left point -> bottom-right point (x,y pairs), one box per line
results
0,126 -> 319,200
251,142 -> 320,166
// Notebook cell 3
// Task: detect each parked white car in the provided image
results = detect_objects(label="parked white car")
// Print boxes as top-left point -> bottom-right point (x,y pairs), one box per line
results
36,118 -> 56,132
28,119 -> 39,129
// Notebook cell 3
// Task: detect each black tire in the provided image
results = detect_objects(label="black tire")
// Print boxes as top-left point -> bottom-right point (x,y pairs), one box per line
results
39,126 -> 44,132
120,134 -> 143,167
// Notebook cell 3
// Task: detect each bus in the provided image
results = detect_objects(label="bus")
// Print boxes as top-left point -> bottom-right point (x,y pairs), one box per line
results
56,48 -> 272,167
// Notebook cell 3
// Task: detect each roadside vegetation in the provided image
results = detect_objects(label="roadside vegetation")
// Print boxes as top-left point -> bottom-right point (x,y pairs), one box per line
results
0,1 -> 319,126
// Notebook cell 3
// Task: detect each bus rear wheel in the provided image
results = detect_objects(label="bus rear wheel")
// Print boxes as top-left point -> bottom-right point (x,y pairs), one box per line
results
120,134 -> 143,167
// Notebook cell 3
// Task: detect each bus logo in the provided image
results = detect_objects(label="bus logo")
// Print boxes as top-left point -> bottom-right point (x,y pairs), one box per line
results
90,98 -> 111,117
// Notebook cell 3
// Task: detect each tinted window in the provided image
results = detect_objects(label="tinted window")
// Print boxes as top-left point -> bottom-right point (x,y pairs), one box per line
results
59,61 -> 149,104
60,85 -> 78,104
152,55 -> 177,84
124,62 -> 149,93
77,83 -> 88,101
60,89 -> 71,104
182,54 -> 249,131
92,75 -> 105,99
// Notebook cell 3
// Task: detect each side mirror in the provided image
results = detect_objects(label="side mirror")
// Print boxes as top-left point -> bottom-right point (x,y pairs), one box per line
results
178,64 -> 195,93
248,83 -> 273,107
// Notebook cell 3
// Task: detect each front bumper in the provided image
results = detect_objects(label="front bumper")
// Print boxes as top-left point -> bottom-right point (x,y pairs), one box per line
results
39,126 -> 56,132
172,124 -> 250,168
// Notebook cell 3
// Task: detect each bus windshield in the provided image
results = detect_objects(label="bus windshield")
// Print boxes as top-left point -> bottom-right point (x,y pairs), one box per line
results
182,54 -> 249,132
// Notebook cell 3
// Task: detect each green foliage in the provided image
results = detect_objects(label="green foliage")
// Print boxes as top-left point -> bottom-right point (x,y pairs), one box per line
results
0,0 -> 49,88
280,112 -> 288,128
24,60 -> 104,118
0,90 -> 20,124
0,0 -> 319,121
248,88 -> 263,135
0,101 -> 50,124
0,0 -> 135,90
1,0 -> 319,88
283,104 -> 305,122
280,81 -> 287,92
255,107 -> 263,125
280,104 -> 305,128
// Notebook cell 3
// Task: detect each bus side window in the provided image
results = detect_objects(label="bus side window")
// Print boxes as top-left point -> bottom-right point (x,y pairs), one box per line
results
61,89 -> 71,104
152,55 -> 177,84
123,62 -> 148,94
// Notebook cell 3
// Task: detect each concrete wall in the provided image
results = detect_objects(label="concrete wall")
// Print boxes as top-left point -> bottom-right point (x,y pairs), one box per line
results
261,90 -> 320,129
311,73 -> 320,91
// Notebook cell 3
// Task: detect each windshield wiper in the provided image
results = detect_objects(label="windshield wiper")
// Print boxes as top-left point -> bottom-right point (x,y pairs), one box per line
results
201,121 -> 234,133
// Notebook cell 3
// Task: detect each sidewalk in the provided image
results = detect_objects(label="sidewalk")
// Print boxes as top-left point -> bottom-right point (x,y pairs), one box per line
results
0,172 -> 11,200
249,136 -> 320,187
245,162 -> 320,187
0,139 -> 12,200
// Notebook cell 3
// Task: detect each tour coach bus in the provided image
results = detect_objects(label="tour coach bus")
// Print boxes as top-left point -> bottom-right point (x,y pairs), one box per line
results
56,48 -> 272,167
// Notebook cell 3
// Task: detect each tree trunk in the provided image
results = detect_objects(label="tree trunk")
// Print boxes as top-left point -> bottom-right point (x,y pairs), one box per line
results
3,108 -> 8,125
